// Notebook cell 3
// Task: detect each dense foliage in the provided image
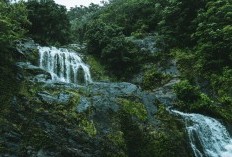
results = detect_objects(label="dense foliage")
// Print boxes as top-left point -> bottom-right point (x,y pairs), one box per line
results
0,0 -> 28,102
0,0 -> 232,156
67,0 -> 232,122
26,0 -> 70,45
0,1 -> 28,50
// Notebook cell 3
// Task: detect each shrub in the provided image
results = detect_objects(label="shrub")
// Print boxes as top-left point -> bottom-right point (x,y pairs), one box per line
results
174,80 -> 200,104
142,68 -> 171,90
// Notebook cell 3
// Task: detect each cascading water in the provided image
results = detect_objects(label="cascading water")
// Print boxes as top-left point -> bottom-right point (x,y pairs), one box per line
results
172,110 -> 232,157
38,46 -> 92,84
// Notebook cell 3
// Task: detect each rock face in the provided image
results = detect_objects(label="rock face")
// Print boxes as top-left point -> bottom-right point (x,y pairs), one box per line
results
153,78 -> 180,106
16,62 -> 52,82
0,39 -> 192,157
127,35 -> 159,53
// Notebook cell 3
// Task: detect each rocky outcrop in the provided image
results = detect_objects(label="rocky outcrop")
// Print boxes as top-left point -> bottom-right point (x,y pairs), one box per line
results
0,39 -> 192,157
16,62 -> 52,82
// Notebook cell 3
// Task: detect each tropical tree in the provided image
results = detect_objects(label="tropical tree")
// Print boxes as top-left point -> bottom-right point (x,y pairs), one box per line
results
26,0 -> 70,45
193,0 -> 232,74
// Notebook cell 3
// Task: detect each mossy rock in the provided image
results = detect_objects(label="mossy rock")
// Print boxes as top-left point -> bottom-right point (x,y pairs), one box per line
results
142,67 -> 172,90
117,98 -> 147,121
85,55 -> 111,81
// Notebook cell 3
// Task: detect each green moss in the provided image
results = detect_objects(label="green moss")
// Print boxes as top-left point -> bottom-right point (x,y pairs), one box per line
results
142,67 -> 171,90
66,90 -> 81,106
85,55 -> 111,81
118,98 -> 147,121
173,80 -> 232,122
171,49 -> 196,80
79,118 -> 97,137
107,131 -> 126,150
141,105 -> 193,157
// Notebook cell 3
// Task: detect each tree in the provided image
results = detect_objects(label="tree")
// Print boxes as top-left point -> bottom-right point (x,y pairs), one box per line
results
193,0 -> 232,74
0,1 -> 29,49
68,3 -> 101,43
157,0 -> 206,49
85,20 -> 139,78
26,0 -> 70,45
0,1 -> 29,108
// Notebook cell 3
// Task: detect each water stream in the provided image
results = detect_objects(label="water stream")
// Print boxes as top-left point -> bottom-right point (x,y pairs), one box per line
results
172,110 -> 232,157
38,46 -> 92,84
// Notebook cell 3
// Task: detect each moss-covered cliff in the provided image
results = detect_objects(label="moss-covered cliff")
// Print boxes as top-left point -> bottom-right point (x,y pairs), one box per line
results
0,40 -> 193,157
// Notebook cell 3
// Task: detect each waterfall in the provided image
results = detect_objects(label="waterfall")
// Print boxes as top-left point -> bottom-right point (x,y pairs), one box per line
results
172,110 -> 232,157
38,46 -> 92,84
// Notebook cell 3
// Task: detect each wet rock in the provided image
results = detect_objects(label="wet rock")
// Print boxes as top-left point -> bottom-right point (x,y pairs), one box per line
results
33,74 -> 52,82
16,62 -> 51,81
58,93 -> 71,104
141,92 -> 157,122
38,92 -> 71,105
87,82 -> 158,124
153,78 -> 180,106
42,81 -> 84,91
89,82 -> 139,97
77,97 -> 91,113
92,96 -> 119,112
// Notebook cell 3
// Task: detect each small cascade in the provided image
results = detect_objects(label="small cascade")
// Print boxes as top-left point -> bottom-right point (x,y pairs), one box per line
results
172,110 -> 232,157
38,46 -> 92,84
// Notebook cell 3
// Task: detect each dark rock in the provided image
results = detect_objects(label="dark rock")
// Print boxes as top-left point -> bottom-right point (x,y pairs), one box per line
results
92,96 -> 119,112
153,78 -> 180,106
58,93 -> 71,104
16,62 -> 49,76
37,92 -> 71,105
141,92 -> 158,122
127,35 -> 159,53
37,92 -> 57,104
16,62 -> 51,81
42,81 -> 84,90
36,149 -> 59,157
5,131 -> 21,143
33,74 -> 52,82
89,82 -> 139,97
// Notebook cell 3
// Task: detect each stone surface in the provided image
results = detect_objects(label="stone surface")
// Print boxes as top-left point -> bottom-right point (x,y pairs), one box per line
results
38,92 -> 71,104
16,62 -> 51,81
153,78 -> 180,106
89,82 -> 140,97
77,97 -> 91,113
127,35 -> 159,53
1,39 -> 189,157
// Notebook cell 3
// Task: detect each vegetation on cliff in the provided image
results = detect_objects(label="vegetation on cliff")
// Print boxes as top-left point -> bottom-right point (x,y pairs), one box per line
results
0,0 -> 231,156
67,0 -> 232,122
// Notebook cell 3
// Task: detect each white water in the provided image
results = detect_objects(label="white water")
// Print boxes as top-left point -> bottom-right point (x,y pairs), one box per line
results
172,110 -> 232,157
38,46 -> 92,84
